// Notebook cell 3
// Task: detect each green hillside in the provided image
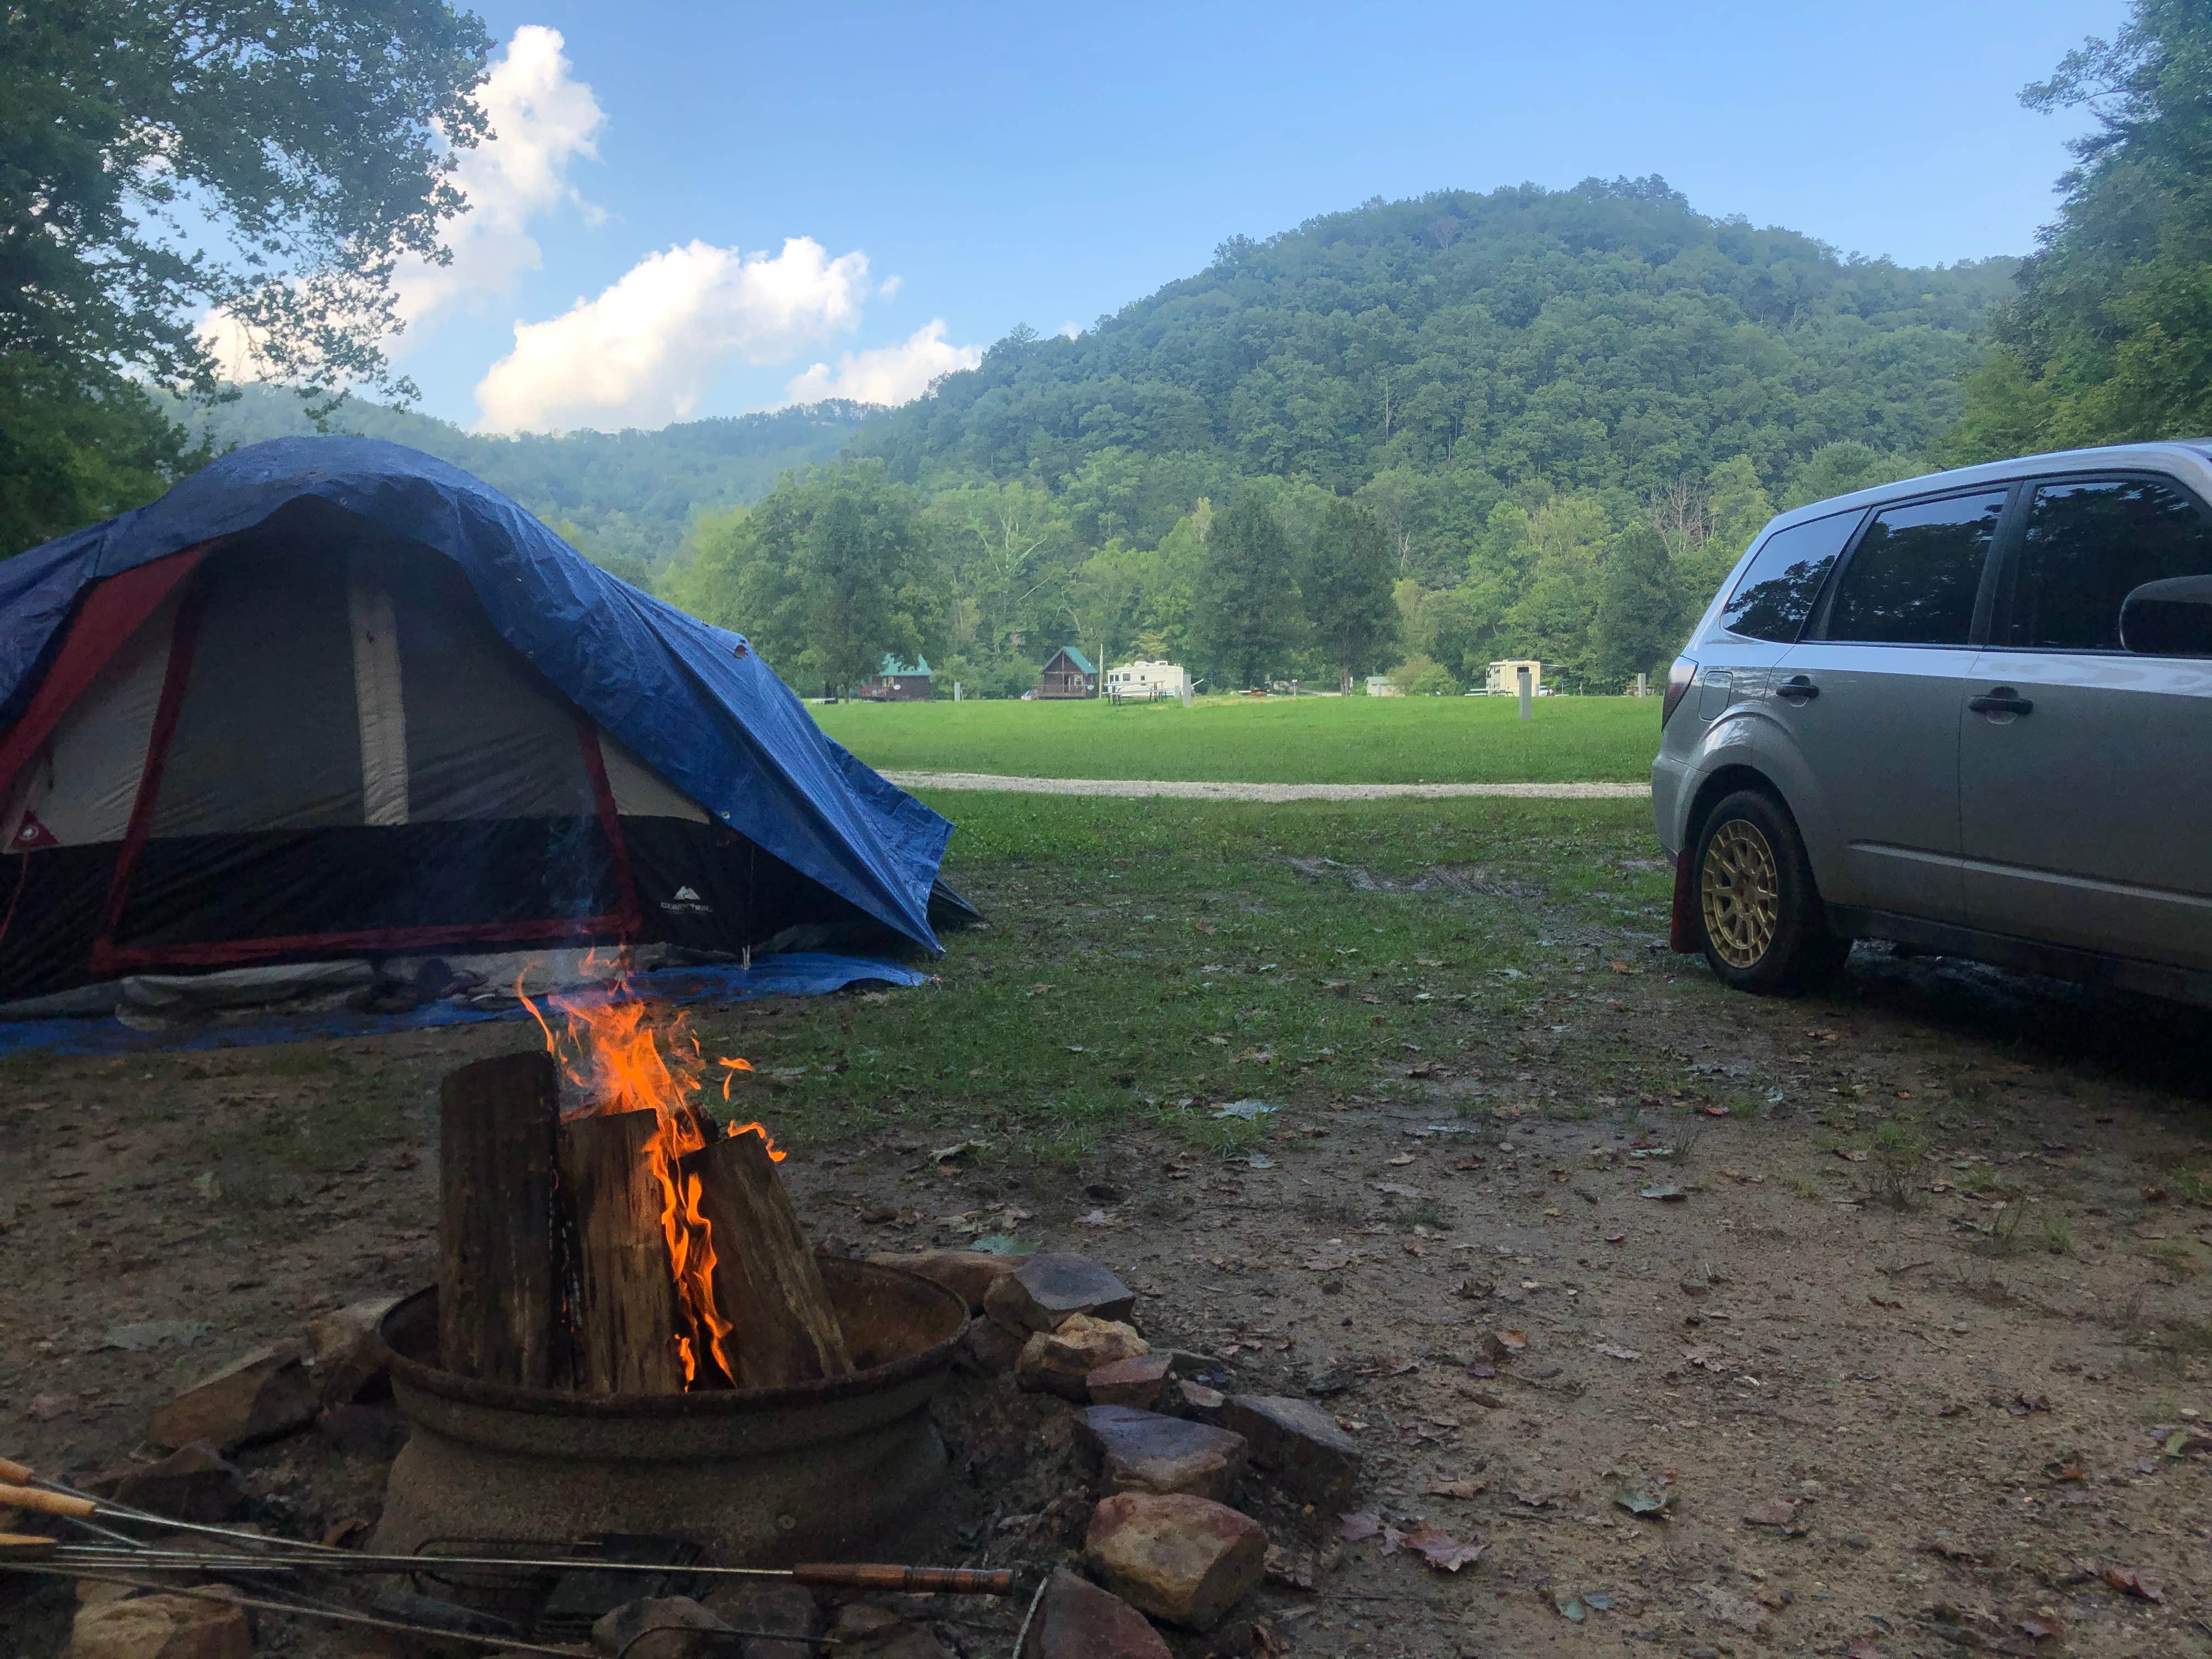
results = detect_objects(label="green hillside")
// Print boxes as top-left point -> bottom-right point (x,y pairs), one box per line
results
175,386 -> 870,570
852,177 -> 2011,548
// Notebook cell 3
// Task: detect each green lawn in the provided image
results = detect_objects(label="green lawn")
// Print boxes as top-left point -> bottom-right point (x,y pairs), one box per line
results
810,694 -> 1658,783
689,791 -> 1684,1166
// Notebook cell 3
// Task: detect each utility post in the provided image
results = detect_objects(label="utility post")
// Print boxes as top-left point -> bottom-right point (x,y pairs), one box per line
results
1517,664 -> 1533,723
953,681 -> 962,703
1633,671 -> 1647,698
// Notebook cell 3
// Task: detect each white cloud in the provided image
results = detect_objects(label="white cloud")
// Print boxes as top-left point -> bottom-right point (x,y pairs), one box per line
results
393,25 -> 605,334
199,24 -> 603,379
475,238 -> 871,431
781,320 -> 983,408
878,275 -> 904,298
1058,320 -> 1082,340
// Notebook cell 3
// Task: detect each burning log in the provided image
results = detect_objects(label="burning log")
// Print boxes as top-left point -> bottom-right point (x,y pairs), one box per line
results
558,1109 -> 692,1395
684,1127 -> 854,1387
437,1053 -> 569,1388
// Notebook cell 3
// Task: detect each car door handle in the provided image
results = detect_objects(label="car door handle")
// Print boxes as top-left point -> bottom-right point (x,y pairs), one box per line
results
1968,689 -> 2034,716
1776,675 -> 1819,701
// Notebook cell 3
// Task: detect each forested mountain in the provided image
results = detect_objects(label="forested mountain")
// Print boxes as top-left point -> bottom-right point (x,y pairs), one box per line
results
674,178 -> 2015,697
852,177 -> 2011,536
175,387 -> 869,575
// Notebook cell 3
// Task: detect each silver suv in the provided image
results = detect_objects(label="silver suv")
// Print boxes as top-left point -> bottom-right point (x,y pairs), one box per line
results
1654,441 -> 2212,1007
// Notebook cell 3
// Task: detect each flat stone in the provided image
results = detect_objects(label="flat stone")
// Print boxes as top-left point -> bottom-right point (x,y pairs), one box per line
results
1086,1353 -> 1170,1409
1219,1395 -> 1361,1506
64,1588 -> 251,1659
1018,1317 -> 1148,1402
304,1294 -> 400,1408
1084,1492 -> 1267,1631
591,1596 -> 732,1659
149,1344 -> 315,1453
827,1603 -> 948,1658
1035,1567 -> 1172,1659
93,1442 -> 249,1524
984,1254 -> 1135,1334
1077,1406 -> 1249,1503
1170,1380 -> 1227,1424
867,1250 -> 1031,1313
700,1584 -> 820,1659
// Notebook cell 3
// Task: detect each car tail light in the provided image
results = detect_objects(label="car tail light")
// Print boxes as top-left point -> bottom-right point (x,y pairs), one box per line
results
1662,656 -> 1697,727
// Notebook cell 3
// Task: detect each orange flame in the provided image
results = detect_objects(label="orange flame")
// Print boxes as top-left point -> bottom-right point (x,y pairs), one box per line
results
517,957 -> 770,1388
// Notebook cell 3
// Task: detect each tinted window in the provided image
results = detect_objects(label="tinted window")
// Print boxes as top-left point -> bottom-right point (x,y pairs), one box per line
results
1824,490 -> 2007,645
2004,476 -> 2212,650
1719,510 -> 1862,641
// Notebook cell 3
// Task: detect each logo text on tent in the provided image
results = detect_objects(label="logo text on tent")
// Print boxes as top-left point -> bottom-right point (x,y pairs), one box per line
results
661,884 -> 712,915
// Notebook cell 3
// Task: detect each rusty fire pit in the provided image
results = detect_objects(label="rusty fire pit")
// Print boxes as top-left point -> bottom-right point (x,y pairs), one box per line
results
370,1259 -> 968,1565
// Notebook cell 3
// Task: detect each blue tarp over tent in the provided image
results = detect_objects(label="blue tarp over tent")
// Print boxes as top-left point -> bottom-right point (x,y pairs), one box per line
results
0,437 -> 950,955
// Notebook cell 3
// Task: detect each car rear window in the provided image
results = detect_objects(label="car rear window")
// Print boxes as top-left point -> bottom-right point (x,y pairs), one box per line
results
2004,476 -> 2212,651
1718,509 -> 1863,641
1823,489 -> 2008,645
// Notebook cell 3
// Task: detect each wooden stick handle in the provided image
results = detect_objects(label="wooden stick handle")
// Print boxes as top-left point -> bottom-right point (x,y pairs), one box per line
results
0,1458 -> 34,1485
0,1534 -> 58,1556
789,1564 -> 1015,1596
0,1483 -> 95,1519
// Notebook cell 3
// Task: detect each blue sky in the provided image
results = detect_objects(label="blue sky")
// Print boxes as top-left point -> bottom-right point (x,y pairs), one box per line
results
364,0 -> 2131,433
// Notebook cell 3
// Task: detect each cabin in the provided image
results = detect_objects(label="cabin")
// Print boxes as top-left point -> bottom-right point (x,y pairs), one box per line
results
1036,646 -> 1098,699
859,654 -> 933,702
1106,660 -> 1189,701
1364,674 -> 1403,697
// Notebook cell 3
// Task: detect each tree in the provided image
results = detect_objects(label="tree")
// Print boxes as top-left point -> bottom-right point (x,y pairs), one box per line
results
1952,0 -> 2212,453
2,0 -> 493,554
1388,653 -> 1458,696
677,465 -> 935,693
1592,522 -> 1680,689
1304,499 -> 1399,692
1191,495 -> 1301,689
1781,442 -> 1909,510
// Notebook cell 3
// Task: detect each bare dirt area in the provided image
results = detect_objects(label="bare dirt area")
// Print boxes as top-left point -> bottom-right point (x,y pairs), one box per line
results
2,802 -> 2209,1659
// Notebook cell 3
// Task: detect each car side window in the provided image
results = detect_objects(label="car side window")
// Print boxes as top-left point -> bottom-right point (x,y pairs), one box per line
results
1822,489 -> 2008,645
2003,476 -> 2212,651
1718,509 -> 1862,641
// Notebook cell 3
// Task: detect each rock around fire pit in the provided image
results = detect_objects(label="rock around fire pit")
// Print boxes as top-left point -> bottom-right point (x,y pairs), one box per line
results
371,1257 -> 967,1565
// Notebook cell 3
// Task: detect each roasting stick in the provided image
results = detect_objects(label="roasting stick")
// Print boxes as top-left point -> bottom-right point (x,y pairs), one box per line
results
0,1527 -> 1013,1594
0,1457 -> 156,1549
0,1475 -> 350,1558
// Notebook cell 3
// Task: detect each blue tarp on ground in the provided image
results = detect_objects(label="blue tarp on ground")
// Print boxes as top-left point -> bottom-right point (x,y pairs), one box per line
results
0,436 -> 950,952
0,952 -> 931,1057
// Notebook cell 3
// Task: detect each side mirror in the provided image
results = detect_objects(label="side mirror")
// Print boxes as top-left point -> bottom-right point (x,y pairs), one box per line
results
2119,574 -> 2212,657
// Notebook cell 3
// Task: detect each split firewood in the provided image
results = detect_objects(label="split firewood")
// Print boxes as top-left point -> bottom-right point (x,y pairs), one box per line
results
558,1110 -> 690,1395
684,1128 -> 854,1387
438,1053 -> 569,1387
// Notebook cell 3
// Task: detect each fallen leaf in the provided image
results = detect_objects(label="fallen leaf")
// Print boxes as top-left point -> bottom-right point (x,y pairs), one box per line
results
1595,1342 -> 1641,1362
1554,1592 -> 1587,1623
1385,1152 -> 1415,1166
928,1139 -> 985,1163
1835,1148 -> 1870,1163
1742,1499 -> 1799,1527
1402,1525 -> 1485,1572
1494,1328 -> 1527,1351
25,1393 -> 74,1421
1338,1511 -> 1381,1542
1072,1209 -> 1115,1227
1614,1477 -> 1673,1519
1402,1238 -> 1427,1259
1424,1477 -> 1487,1499
2016,1612 -> 2066,1642
2104,1565 -> 2163,1601
1211,1098 -> 1280,1120
1699,1103 -> 1730,1116
1922,1536 -> 1979,1562
1603,1230 -> 1627,1244
1262,1545 -> 1318,1592
1640,1185 -> 1686,1201
1372,1182 -> 1423,1198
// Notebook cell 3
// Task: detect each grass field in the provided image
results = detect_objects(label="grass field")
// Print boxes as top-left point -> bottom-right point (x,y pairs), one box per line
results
811,693 -> 1658,783
686,791 -> 1680,1164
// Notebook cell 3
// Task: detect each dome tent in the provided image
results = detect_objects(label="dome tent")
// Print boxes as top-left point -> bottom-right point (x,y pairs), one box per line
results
0,438 -> 962,1007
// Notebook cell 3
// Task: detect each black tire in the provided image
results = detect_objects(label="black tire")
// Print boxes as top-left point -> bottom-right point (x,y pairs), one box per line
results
1691,788 -> 1851,994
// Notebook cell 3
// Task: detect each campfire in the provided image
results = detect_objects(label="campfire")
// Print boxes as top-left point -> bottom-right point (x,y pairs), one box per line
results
437,965 -> 851,1396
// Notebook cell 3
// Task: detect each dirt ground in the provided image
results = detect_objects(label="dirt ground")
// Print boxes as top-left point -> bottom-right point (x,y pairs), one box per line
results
3,871 -> 2210,1658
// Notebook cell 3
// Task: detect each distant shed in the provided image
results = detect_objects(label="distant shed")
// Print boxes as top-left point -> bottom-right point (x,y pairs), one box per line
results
860,654 -> 933,702
1037,646 -> 1098,699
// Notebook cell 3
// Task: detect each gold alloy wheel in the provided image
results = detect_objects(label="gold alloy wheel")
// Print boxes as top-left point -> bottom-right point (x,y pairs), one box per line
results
1700,819 -> 1781,969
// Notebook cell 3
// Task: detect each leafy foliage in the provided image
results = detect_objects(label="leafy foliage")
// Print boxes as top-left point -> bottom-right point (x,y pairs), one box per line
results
1951,0 -> 2212,454
1,0 -> 492,556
